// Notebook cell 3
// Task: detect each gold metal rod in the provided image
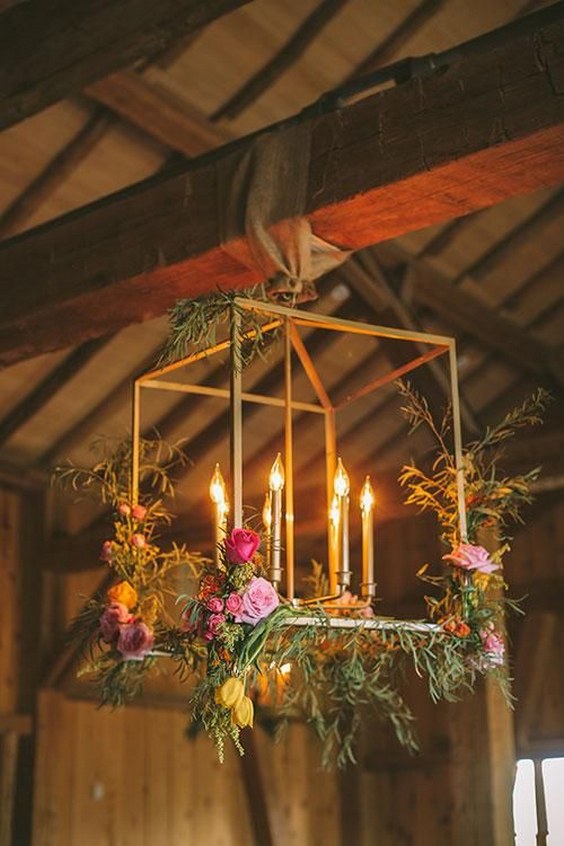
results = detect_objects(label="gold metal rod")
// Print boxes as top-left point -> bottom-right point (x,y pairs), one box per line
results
325,409 -> 338,594
448,340 -> 468,542
284,319 -> 295,600
131,380 -> 141,505
136,319 -> 283,383
230,307 -> 243,528
139,379 -> 324,413
234,297 -> 453,347
335,346 -> 448,409
288,321 -> 333,410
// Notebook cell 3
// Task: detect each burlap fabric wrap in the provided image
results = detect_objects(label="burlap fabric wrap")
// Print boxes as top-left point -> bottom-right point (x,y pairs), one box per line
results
217,123 -> 351,302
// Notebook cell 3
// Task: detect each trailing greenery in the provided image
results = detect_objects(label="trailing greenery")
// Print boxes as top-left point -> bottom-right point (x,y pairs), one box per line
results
158,286 -> 280,370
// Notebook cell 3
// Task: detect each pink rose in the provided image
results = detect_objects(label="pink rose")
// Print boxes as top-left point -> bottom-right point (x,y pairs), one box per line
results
481,629 -> 505,662
225,592 -> 243,615
99,602 -> 131,642
131,504 -> 147,521
203,630 -> 214,642
207,613 -> 225,636
206,597 -> 224,613
100,540 -> 113,562
233,577 -> 279,626
131,533 -> 146,549
117,620 -> 154,660
442,543 -> 499,575
225,528 -> 261,564
117,502 -> 131,517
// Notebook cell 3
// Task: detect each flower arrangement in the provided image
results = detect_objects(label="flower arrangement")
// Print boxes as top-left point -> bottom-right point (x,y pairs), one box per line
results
56,384 -> 548,768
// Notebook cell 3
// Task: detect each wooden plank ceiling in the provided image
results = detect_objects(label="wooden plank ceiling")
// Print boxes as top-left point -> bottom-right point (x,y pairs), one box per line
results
0,0 -> 562,578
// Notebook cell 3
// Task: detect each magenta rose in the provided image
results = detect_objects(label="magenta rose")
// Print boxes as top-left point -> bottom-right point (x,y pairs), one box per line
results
233,577 -> 279,626
100,540 -> 113,563
206,597 -> 224,613
442,543 -> 499,575
131,504 -> 147,521
131,533 -> 146,549
207,613 -> 225,636
225,592 -> 243,615
99,602 -> 131,642
225,528 -> 261,564
117,620 -> 154,660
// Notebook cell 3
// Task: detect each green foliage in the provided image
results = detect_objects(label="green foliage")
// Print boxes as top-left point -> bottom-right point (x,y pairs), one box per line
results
158,286 -> 280,370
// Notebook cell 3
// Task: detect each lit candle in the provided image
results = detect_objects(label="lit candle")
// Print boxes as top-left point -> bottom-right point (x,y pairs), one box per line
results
209,463 -> 229,566
360,476 -> 376,599
333,458 -> 351,588
269,454 -> 285,586
329,493 -> 340,581
262,491 -> 272,571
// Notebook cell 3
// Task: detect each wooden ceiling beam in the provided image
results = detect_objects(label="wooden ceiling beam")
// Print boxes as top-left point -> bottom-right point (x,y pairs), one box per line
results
86,72 -> 234,157
1,14 -> 564,366
0,0 -> 251,131
211,0 -> 352,122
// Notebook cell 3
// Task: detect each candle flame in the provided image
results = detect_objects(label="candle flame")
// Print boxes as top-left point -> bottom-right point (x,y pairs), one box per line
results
360,476 -> 375,513
269,453 -> 285,492
262,492 -> 272,531
209,463 -> 228,507
329,494 -> 340,527
333,457 -> 350,497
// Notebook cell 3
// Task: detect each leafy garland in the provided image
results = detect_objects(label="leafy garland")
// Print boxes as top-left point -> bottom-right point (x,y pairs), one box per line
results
55,384 -> 547,767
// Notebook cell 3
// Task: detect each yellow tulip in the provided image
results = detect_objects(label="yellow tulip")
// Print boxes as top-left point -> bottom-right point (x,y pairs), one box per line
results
107,580 -> 138,610
214,677 -> 244,709
231,695 -> 254,729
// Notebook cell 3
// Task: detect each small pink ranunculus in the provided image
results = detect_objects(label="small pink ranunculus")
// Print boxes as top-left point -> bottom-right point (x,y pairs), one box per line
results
207,613 -> 225,636
206,596 -> 224,613
442,543 -> 499,575
99,602 -> 131,642
225,592 -> 243,615
203,630 -> 214,642
117,502 -> 131,517
117,620 -> 154,660
481,629 -> 505,661
225,528 -> 261,564
233,576 -> 279,626
100,540 -> 113,563
131,504 -> 147,521
131,533 -> 146,549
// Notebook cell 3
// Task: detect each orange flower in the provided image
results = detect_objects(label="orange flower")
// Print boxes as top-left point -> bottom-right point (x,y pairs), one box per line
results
107,581 -> 138,610
454,621 -> 471,638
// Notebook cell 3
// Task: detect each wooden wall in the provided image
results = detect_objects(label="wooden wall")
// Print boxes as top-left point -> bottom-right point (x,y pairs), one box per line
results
33,691 -> 341,846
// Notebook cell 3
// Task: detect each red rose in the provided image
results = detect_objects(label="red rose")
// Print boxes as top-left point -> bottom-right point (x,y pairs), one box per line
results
225,528 -> 261,564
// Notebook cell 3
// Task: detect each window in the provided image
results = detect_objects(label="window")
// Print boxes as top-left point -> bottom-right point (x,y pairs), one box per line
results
513,757 -> 564,845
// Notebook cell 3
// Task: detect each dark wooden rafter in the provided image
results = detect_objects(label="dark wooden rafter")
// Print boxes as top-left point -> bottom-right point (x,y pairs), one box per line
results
0,335 -> 113,449
346,0 -> 446,80
211,0 -> 352,122
1,12 -> 563,366
0,0 -> 252,131
453,187 -> 564,285
0,110 -> 114,240
386,247 -> 564,389
344,251 -> 480,432
86,72 -> 234,157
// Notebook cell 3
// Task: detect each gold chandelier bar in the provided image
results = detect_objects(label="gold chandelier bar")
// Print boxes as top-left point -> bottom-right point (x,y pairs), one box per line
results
448,340 -> 468,542
138,379 -> 324,414
230,307 -> 243,528
284,319 -> 295,599
284,616 -> 442,633
335,345 -> 448,409
324,408 -> 338,593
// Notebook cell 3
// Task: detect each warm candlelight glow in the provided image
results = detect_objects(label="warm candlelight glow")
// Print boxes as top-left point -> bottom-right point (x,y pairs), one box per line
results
333,457 -> 350,497
329,494 -> 340,527
262,492 -> 272,531
360,476 -> 375,513
209,463 -> 228,508
269,453 -> 285,492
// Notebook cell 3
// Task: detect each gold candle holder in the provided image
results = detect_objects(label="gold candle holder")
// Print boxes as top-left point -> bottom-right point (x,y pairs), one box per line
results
333,457 -> 351,589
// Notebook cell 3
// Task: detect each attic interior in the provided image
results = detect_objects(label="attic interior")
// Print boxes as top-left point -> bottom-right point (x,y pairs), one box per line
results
0,0 -> 563,844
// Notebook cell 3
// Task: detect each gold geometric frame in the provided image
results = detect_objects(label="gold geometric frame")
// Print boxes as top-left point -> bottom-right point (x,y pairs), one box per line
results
131,298 -> 468,630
